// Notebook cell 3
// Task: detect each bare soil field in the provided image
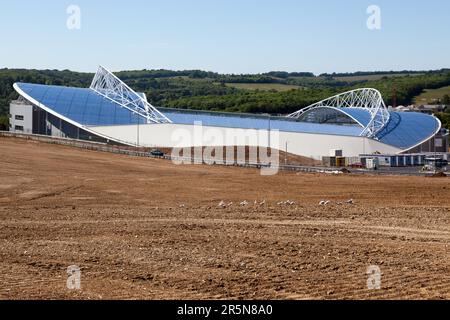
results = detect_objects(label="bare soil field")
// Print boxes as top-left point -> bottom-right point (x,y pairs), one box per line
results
0,137 -> 449,300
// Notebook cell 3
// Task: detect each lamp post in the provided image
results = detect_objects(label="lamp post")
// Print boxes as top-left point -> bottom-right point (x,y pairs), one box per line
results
433,113 -> 437,174
285,141 -> 288,166
262,113 -> 272,153
136,113 -> 140,149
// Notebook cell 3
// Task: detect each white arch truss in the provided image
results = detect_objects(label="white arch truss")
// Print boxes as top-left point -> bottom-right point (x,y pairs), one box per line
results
90,66 -> 172,124
287,88 -> 390,138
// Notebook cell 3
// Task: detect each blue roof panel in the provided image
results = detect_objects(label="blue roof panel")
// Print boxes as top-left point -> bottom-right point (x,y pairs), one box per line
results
339,108 -> 372,127
16,83 -> 364,137
161,109 -> 363,136
16,83 -> 144,126
15,83 -> 440,150
376,111 -> 439,149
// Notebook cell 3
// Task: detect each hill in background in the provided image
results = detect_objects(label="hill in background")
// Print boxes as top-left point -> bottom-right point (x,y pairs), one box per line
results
1,68 -> 450,129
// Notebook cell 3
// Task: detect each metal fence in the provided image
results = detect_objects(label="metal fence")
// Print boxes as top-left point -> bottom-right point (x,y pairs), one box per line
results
4,131 -> 441,176
0,131 -> 341,173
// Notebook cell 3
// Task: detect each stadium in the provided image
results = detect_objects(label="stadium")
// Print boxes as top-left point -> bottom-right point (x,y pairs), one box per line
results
9,66 -> 446,160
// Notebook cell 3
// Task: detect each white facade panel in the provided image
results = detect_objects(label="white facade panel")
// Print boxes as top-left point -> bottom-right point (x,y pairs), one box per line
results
9,102 -> 33,134
89,123 -> 401,159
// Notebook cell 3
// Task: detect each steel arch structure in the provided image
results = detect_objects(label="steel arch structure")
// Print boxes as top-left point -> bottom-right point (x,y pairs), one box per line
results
287,88 -> 390,138
90,66 -> 172,124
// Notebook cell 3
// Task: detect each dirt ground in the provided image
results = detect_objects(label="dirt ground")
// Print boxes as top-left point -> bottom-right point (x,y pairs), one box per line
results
0,136 -> 449,300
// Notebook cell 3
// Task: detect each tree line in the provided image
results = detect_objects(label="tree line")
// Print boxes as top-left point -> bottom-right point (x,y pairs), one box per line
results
1,68 -> 450,130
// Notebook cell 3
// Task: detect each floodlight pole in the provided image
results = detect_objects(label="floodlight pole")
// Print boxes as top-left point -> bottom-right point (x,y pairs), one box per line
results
137,115 -> 140,149
434,113 -> 437,174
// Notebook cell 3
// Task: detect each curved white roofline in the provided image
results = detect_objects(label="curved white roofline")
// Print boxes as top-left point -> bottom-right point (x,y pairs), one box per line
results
287,88 -> 390,139
401,115 -> 442,153
15,78 -> 441,153
13,83 -> 137,147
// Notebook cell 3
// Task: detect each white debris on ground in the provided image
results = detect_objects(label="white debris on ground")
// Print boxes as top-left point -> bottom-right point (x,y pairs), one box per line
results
316,170 -> 343,175
277,200 -> 296,206
318,199 -> 355,206
252,200 -> 266,206
217,199 -> 353,208
218,200 -> 269,208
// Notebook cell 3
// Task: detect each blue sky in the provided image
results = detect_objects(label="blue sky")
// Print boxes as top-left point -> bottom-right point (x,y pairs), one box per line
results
0,0 -> 449,74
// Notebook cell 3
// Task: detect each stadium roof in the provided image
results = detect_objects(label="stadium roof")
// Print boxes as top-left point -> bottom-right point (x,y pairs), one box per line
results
375,111 -> 440,149
14,67 -> 441,151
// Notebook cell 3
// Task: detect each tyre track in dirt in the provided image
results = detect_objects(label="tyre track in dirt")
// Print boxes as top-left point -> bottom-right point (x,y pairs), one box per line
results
1,137 -> 449,299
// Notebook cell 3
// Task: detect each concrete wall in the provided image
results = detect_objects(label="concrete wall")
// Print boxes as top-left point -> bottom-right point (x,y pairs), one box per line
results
9,102 -> 33,134
89,123 -> 401,159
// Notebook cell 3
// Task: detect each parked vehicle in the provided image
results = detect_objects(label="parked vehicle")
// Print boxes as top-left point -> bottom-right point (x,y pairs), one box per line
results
423,157 -> 448,172
150,149 -> 164,157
